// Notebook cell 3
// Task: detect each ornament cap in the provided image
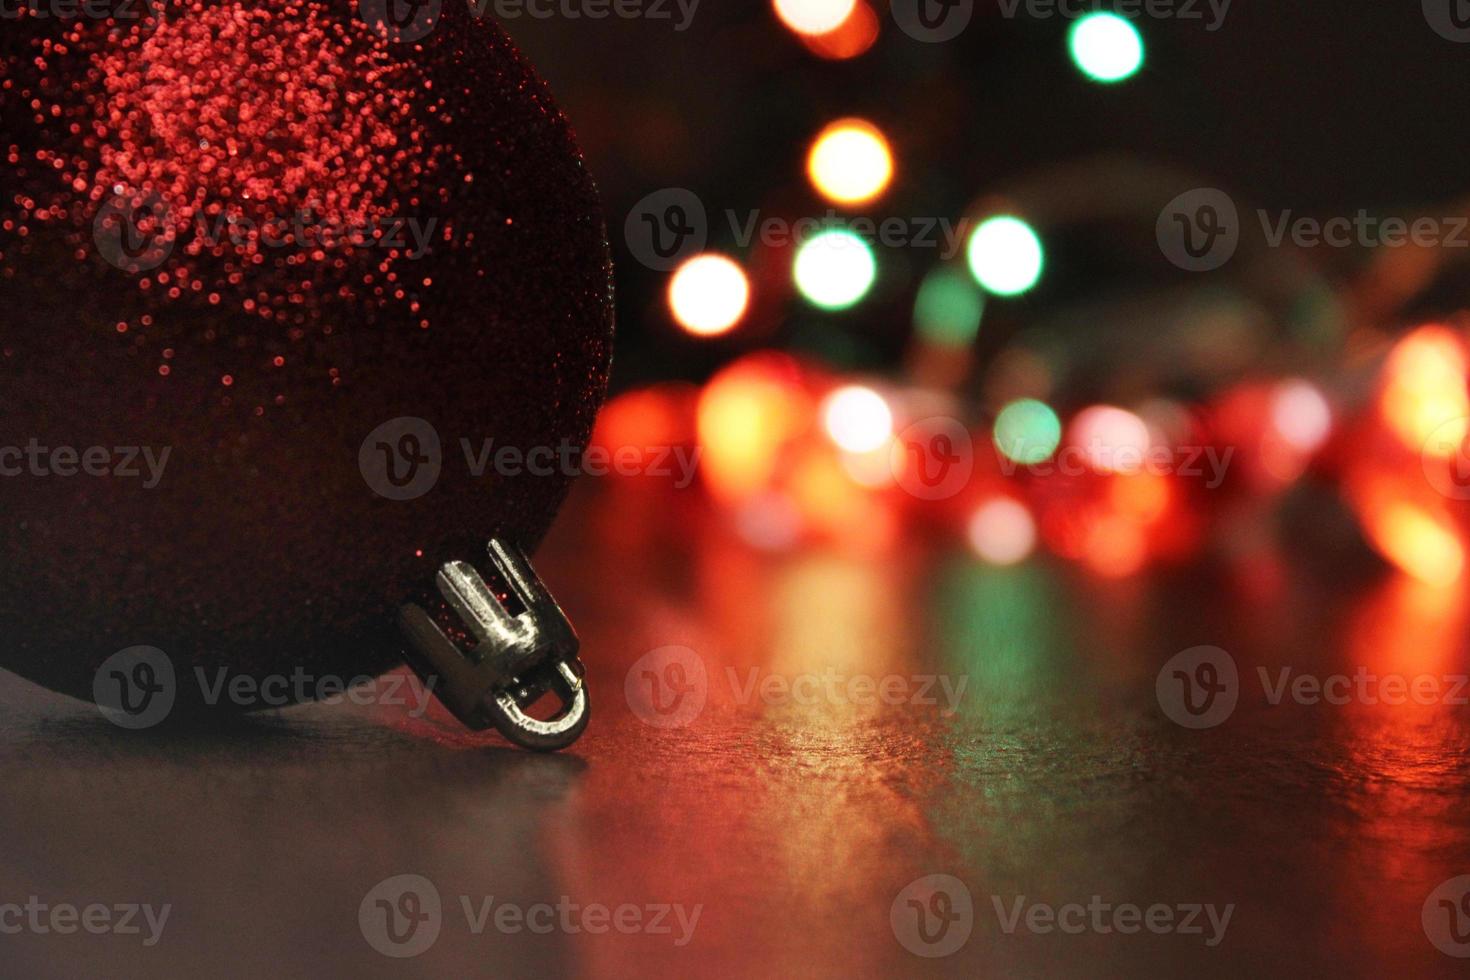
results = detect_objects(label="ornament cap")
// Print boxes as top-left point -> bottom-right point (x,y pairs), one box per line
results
398,539 -> 589,751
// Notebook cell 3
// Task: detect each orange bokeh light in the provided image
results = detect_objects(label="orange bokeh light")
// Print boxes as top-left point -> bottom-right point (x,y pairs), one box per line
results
800,2 -> 880,60
1366,501 -> 1464,587
1380,325 -> 1469,458
593,383 -> 696,467
696,354 -> 812,503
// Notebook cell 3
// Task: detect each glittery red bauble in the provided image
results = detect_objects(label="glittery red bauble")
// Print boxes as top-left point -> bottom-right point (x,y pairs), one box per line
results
0,1 -> 614,711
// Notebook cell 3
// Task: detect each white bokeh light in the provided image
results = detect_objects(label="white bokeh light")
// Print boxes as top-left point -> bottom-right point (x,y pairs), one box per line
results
822,385 -> 893,453
966,216 -> 1044,297
668,254 -> 750,337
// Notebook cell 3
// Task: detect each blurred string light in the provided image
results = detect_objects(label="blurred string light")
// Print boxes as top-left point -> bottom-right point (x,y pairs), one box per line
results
794,229 -> 877,310
1269,379 -> 1332,455
1110,470 -> 1173,525
1380,325 -> 1468,457
593,383 -> 694,465
800,1 -> 879,60
772,0 -> 855,36
967,497 -> 1037,566
966,215 -> 1044,297
1068,13 -> 1144,84
839,440 -> 897,488
1343,325 -> 1470,588
1241,378 -> 1334,484
1081,513 -> 1149,577
821,384 -> 892,453
697,354 -> 811,502
993,398 -> 1062,465
1365,500 -> 1464,587
788,450 -> 898,550
667,254 -> 750,337
913,267 -> 984,347
807,118 -> 893,205
1069,405 -> 1151,473
734,492 -> 803,551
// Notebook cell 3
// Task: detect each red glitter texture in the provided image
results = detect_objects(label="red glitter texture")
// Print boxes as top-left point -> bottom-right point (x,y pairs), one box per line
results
21,1 -> 444,320
0,1 -> 615,711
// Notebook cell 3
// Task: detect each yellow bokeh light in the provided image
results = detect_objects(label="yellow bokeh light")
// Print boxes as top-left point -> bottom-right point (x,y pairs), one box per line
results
668,254 -> 750,337
696,355 -> 811,502
1368,502 -> 1464,587
1380,325 -> 1469,458
773,0 -> 857,36
806,118 -> 894,205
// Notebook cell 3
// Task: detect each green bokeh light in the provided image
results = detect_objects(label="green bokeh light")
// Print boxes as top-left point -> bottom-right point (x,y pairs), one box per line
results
793,229 -> 877,311
966,215 -> 1044,297
913,267 -> 985,347
1068,13 -> 1144,84
993,398 -> 1062,465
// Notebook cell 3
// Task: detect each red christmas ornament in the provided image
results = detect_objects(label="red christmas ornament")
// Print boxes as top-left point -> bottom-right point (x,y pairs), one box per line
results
0,0 -> 614,743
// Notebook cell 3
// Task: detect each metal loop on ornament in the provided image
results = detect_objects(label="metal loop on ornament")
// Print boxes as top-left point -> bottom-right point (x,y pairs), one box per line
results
398,538 -> 589,752
487,659 -> 588,752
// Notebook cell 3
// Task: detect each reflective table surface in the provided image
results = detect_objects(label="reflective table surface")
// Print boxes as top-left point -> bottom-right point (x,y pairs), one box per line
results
3,483 -> 1469,977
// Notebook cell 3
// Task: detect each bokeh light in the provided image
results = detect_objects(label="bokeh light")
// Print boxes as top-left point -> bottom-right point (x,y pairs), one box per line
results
1270,379 -> 1333,454
807,118 -> 893,205
967,497 -> 1037,566
1069,405 -> 1151,473
772,0 -> 856,36
1081,515 -> 1148,578
993,398 -> 1062,465
1068,13 -> 1144,84
794,229 -> 877,310
1380,325 -> 1469,458
966,215 -> 1044,297
822,384 -> 893,453
1110,471 -> 1173,524
697,354 -> 811,502
839,440 -> 898,488
788,451 -> 898,551
593,383 -> 695,467
734,492 -> 803,551
913,266 -> 984,347
800,1 -> 880,60
1367,501 -> 1464,587
668,254 -> 750,337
